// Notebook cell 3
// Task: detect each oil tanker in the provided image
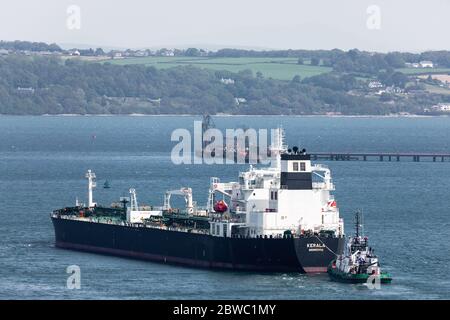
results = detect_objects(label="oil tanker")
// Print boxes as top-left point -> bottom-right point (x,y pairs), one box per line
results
52,129 -> 345,273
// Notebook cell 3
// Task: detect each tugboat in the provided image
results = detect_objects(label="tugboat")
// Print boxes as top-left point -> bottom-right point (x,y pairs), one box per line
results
327,211 -> 392,283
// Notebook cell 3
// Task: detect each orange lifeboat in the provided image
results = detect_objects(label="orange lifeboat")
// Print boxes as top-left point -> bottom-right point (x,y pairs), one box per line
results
213,200 -> 228,213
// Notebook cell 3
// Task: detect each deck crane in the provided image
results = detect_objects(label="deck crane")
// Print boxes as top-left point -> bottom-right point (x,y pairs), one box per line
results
164,187 -> 194,214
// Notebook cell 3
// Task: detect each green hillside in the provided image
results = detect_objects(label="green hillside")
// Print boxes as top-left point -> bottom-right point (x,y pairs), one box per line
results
107,56 -> 332,80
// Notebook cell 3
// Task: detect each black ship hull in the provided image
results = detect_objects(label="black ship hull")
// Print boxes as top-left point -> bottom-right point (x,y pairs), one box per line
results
52,217 -> 344,273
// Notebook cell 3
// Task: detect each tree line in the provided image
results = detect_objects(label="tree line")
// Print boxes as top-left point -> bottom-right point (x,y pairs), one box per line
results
213,48 -> 450,72
0,55 -> 445,115
3,40 -> 449,73
0,40 -> 62,52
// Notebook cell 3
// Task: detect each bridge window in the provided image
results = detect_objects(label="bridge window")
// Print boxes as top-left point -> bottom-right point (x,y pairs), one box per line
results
271,191 -> 278,200
300,162 -> 306,171
292,162 -> 299,171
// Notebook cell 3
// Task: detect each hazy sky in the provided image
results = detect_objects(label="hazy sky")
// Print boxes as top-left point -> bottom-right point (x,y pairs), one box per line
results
0,0 -> 449,52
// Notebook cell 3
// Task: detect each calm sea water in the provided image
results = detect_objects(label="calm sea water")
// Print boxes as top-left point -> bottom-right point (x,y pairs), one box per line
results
0,115 -> 449,300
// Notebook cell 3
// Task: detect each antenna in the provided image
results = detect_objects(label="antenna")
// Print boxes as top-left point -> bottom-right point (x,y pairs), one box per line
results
355,209 -> 364,238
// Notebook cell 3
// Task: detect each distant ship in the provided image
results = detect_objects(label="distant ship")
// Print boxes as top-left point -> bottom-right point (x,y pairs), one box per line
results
103,180 -> 111,189
197,114 -> 271,163
51,129 -> 345,272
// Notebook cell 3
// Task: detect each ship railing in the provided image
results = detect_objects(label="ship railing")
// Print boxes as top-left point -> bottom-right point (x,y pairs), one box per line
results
209,217 -> 246,223
151,225 -> 209,234
237,210 -> 269,214
101,218 -> 211,235
312,182 -> 325,189
312,181 -> 334,190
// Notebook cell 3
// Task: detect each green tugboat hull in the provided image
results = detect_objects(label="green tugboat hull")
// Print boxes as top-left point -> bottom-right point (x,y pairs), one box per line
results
327,265 -> 392,284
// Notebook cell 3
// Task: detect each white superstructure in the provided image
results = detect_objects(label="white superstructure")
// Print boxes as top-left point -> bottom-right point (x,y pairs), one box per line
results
208,129 -> 344,238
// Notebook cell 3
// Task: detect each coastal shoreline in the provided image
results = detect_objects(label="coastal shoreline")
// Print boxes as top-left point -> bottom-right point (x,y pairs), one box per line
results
0,113 -> 448,118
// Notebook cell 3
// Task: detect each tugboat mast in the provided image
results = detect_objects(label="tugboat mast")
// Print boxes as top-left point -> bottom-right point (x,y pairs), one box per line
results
355,210 -> 363,238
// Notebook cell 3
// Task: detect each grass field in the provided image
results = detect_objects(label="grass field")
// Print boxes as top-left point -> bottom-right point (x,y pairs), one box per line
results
424,84 -> 450,95
396,67 -> 450,75
106,56 -> 332,80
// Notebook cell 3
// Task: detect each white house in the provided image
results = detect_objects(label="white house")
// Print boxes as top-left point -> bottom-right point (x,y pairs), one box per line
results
420,61 -> 434,68
432,103 -> 450,112
161,49 -> 175,57
235,97 -> 247,106
368,81 -> 384,89
405,62 -> 420,68
221,78 -> 235,85
69,50 -> 80,56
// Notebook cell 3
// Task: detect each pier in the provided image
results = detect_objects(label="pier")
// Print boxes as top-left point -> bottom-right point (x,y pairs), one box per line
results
309,152 -> 450,162
203,151 -> 450,163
